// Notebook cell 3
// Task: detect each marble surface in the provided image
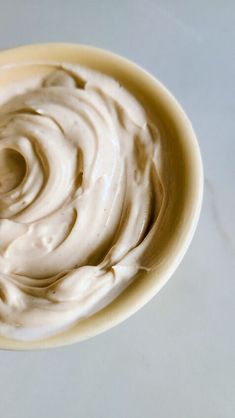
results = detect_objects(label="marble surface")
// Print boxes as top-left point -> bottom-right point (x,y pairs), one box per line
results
0,1 -> 234,417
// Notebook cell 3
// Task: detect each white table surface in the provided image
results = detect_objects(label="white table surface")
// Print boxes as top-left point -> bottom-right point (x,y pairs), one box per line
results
0,1 -> 234,417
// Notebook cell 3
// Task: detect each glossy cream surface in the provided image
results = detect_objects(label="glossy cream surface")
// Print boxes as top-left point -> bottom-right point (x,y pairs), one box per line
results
0,63 -> 164,340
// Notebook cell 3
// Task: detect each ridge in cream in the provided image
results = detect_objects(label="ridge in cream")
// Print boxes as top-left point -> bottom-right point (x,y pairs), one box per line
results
0,62 -> 165,341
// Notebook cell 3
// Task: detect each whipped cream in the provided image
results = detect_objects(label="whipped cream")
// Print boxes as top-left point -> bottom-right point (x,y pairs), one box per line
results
0,62 -> 164,340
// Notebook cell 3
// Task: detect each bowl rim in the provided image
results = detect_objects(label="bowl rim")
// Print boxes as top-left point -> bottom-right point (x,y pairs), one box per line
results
0,43 -> 203,350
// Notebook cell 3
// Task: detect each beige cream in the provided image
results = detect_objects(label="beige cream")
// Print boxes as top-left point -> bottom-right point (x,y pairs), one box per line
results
0,62 -> 164,340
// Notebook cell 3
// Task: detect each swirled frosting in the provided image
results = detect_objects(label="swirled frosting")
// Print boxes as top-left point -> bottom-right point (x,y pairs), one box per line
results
0,63 -> 164,340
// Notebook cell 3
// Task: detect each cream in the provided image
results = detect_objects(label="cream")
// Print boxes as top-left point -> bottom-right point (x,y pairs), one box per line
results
0,62 -> 164,340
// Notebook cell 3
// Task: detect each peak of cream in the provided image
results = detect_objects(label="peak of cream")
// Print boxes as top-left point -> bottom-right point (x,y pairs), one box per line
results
0,63 -> 164,341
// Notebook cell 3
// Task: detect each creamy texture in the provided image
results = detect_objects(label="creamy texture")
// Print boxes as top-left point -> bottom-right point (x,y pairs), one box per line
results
0,62 -> 164,340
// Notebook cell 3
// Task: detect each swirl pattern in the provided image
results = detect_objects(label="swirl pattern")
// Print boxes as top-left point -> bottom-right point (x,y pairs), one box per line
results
0,63 -> 164,340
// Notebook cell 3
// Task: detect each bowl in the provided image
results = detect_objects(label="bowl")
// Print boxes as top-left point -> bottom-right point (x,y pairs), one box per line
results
0,43 -> 203,349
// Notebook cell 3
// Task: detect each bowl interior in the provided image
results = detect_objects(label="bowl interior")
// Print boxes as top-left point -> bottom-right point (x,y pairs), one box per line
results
0,44 -> 203,349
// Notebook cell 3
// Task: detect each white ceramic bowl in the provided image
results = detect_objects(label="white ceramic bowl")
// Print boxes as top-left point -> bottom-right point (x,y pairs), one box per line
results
0,44 -> 203,349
